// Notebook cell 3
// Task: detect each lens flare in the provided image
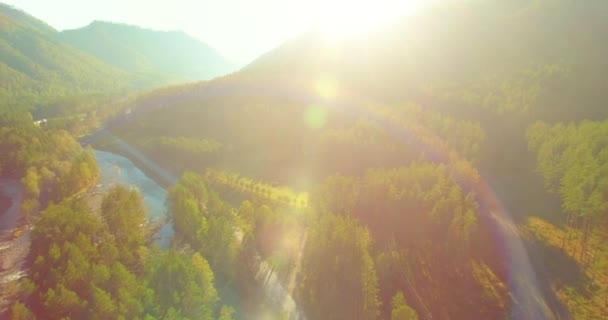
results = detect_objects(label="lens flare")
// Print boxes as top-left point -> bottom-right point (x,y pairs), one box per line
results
99,80 -> 557,319
304,105 -> 328,129
315,75 -> 338,99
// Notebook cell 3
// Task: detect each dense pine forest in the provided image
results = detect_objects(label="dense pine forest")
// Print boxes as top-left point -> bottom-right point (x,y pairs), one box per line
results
1,0 -> 608,319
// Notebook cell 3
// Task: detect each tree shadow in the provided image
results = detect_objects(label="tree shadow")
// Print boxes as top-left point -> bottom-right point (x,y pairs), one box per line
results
523,235 -> 590,319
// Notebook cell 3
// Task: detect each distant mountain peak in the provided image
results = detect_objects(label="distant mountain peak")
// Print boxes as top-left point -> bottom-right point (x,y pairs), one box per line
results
60,21 -> 237,82
79,20 -> 190,37
0,2 -> 57,34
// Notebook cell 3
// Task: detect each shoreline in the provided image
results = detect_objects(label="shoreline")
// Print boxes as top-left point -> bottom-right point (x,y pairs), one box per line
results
88,143 -> 174,248
0,179 -> 28,315
0,180 -> 24,239
90,138 -> 177,190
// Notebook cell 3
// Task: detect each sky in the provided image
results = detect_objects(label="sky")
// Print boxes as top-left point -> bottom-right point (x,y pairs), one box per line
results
5,0 -> 423,63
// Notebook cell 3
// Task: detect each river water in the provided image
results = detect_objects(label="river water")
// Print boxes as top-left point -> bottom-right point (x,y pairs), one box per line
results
0,180 -> 22,237
0,179 -> 27,278
0,150 -> 173,312
95,149 -> 305,318
1,149 -> 299,318
94,150 -> 173,248
0,180 -> 28,311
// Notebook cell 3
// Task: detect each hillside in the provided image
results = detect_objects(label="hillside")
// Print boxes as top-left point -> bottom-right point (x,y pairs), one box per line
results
60,21 -> 236,84
0,3 -> 134,117
235,0 -> 608,221
102,0 -> 608,319
246,0 -> 608,119
0,2 -> 54,35
113,0 -> 608,185
0,3 -> 238,119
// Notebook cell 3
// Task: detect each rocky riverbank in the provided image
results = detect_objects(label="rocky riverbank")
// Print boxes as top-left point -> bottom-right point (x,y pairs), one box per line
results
0,179 -> 27,314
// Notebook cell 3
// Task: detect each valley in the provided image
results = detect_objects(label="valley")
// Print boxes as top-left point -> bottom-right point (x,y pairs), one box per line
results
1,0 -> 608,319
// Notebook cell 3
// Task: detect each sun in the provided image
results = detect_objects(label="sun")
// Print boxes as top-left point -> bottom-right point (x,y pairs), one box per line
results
313,0 -> 426,38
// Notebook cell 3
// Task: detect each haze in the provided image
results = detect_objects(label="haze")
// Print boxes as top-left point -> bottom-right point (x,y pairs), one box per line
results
5,0 -> 424,63
2,1 -> 608,319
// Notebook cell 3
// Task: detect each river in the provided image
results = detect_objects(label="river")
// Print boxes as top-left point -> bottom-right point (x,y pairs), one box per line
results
0,180 -> 28,311
0,150 -> 173,313
95,148 -> 306,318
95,149 -> 303,318
1,145 -> 558,319
0,179 -> 27,283
0,147 -> 301,318
94,149 -> 173,248
0,149 -> 173,289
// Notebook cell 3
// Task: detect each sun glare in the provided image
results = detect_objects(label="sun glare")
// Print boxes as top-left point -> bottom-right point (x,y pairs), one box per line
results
313,0 -> 425,38
315,75 -> 338,99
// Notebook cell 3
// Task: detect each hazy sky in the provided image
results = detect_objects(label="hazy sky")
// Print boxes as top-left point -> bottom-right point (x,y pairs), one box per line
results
5,0 -> 421,63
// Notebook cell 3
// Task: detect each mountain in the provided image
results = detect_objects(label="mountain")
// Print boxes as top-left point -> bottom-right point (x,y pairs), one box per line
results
246,0 -> 608,119
105,1 -> 608,319
0,3 -> 238,118
60,21 -> 236,83
0,3 -> 135,115
0,2 -> 54,35
115,0 -> 608,184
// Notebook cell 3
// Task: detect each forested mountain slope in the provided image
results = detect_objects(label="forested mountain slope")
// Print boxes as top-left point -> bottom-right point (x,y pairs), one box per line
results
114,0 -> 608,185
246,0 -> 608,119
239,0 -> 608,222
0,3 -> 238,119
60,21 -> 236,84
102,1 -> 608,319
0,2 -> 54,35
0,3 -> 133,116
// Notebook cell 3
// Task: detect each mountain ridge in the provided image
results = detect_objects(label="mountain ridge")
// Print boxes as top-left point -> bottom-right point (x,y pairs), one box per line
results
0,2 -> 132,116
60,20 -> 237,84
0,2 -> 238,117
105,2 -> 608,318
0,3 -> 56,35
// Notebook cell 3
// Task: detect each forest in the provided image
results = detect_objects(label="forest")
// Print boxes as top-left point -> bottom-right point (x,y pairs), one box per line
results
0,109 -> 99,222
0,2 -> 232,119
11,186 -> 233,320
101,0 -> 608,318
1,0 -> 608,319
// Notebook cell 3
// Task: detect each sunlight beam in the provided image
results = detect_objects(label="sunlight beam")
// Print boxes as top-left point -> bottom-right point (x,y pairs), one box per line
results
312,0 -> 426,38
